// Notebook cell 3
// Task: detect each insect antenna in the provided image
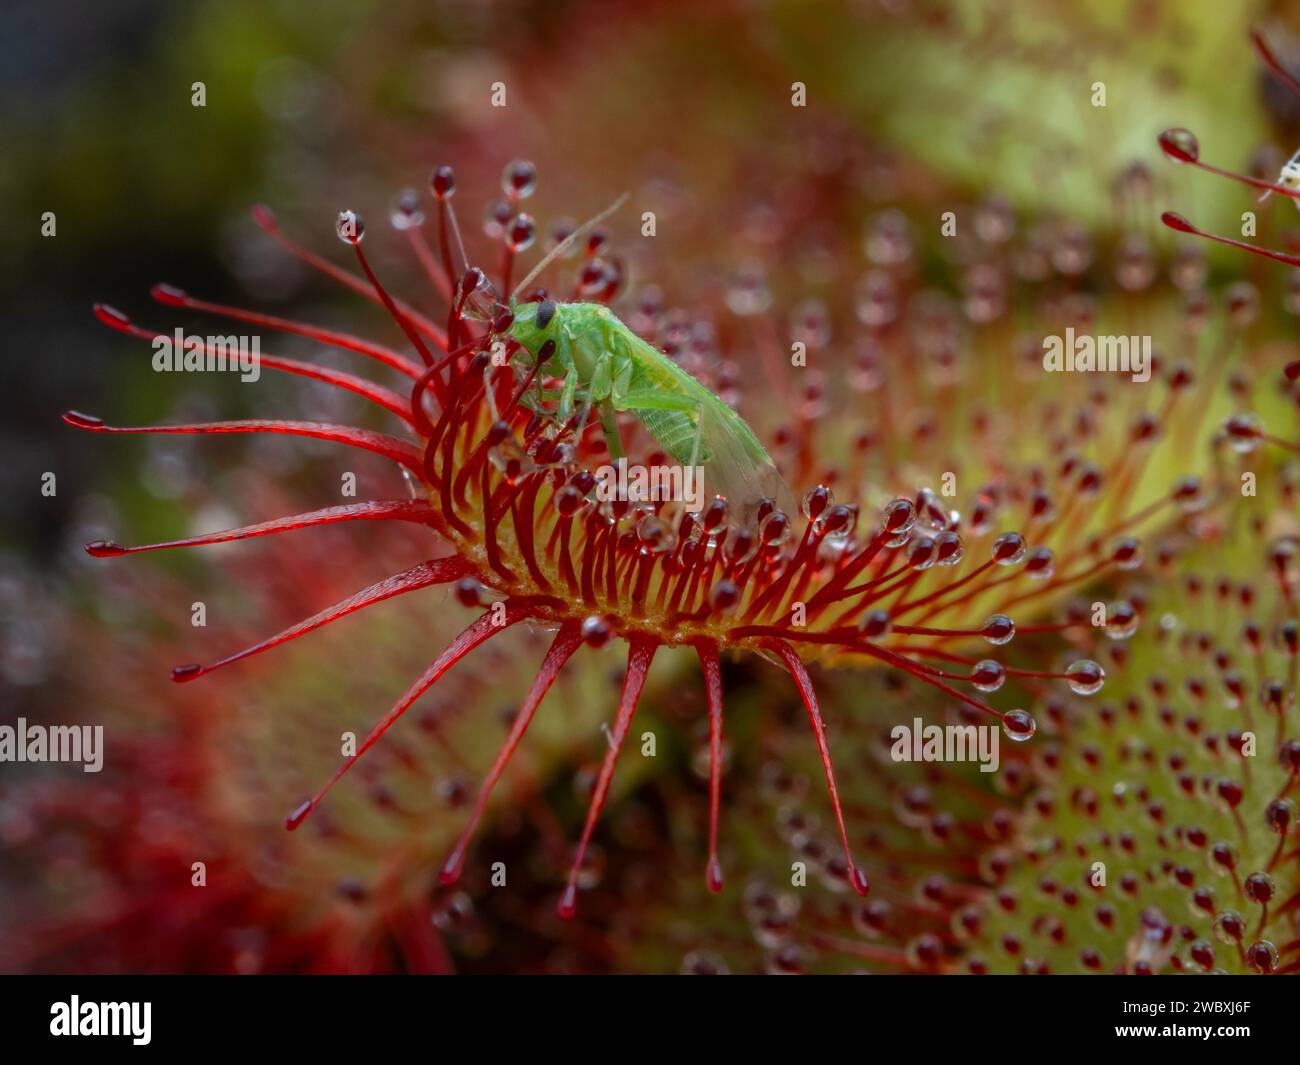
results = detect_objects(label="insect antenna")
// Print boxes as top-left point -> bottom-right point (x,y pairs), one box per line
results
430,166 -> 471,281
511,192 -> 629,302
446,199 -> 470,276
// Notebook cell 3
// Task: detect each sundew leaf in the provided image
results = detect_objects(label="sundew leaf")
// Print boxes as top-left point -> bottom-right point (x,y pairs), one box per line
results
768,0 -> 1269,239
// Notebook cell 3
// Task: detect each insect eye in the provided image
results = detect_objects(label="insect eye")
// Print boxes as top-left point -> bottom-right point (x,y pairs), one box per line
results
535,299 -> 556,330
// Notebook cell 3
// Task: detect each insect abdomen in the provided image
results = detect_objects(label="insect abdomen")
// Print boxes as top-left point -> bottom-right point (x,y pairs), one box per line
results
634,407 -> 710,464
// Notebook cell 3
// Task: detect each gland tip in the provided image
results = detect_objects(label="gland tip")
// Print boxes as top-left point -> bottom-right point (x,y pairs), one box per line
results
1160,211 -> 1197,235
850,867 -> 871,897
92,304 -> 132,332
707,858 -> 724,894
85,540 -> 125,558
556,885 -> 578,920
62,411 -> 104,429
438,849 -> 465,885
336,210 -> 365,245
285,800 -> 313,830
1157,128 -> 1199,165
430,165 -> 455,200
250,203 -> 278,231
171,663 -> 203,683
150,283 -> 188,306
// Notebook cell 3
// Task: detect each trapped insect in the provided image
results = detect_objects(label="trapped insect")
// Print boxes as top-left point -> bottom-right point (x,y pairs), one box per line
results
501,200 -> 796,523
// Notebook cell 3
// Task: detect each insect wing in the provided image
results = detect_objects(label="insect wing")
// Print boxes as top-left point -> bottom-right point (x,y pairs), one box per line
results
694,398 -> 797,526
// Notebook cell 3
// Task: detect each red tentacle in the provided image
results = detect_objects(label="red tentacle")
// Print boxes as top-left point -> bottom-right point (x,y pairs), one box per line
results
85,499 -> 435,557
145,288 -> 424,379
1252,27 -> 1300,99
696,639 -> 727,894
402,227 -> 454,301
440,620 -> 583,884
285,601 -> 528,829
1161,212 -> 1300,269
171,556 -> 472,683
558,634 -> 659,918
253,355 -> 415,423
764,638 -> 870,897
350,241 -> 439,368
93,304 -> 418,412
250,204 -> 449,350
62,412 -> 424,476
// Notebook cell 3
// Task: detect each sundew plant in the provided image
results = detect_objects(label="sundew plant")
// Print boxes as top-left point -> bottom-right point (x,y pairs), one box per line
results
4,0 -> 1300,986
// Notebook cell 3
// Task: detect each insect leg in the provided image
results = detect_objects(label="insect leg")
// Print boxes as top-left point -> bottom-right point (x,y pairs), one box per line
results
557,366 -> 580,423
611,389 -> 701,412
610,388 -> 706,467
589,351 -> 614,402
598,400 -> 625,460
590,353 -> 625,459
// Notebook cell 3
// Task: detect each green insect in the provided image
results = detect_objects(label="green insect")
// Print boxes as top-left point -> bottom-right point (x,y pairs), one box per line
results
501,200 -> 795,524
